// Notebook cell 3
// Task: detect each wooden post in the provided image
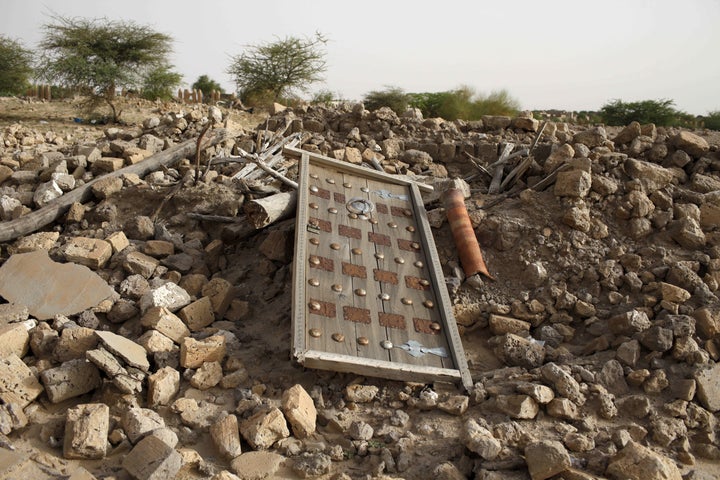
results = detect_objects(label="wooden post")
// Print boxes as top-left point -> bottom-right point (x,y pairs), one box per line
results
244,191 -> 298,229
178,88 -> 183,102
44,85 -> 52,101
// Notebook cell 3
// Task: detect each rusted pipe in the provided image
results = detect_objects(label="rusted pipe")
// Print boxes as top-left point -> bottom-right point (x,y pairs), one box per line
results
443,188 -> 493,280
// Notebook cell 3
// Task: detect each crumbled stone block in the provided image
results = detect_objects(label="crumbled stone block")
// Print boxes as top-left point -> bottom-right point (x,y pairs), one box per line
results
625,158 -> 674,192
541,362 -> 586,406
123,407 -> 166,444
40,359 -> 102,403
86,347 -> 142,394
139,282 -> 191,313
178,296 -> 215,331
463,419 -> 501,460
670,131 -> 709,158
122,435 -> 182,480
106,231 -> 129,253
9,231 -> 60,254
64,403 -> 109,459
141,306 -> 190,343
524,440 -> 572,480
147,366 -> 180,407
180,335 -> 226,369
492,333 -> 545,369
495,394 -> 539,419
438,395 -> 470,416
92,157 -> 124,174
210,413 -> 242,459
516,383 -> 555,404
224,299 -> 251,322
96,330 -> 150,371
488,314 -> 531,336
144,240 -> 175,257
606,441 -> 682,480
239,407 -> 290,450
0,322 -> 30,358
546,397 -> 579,420
62,237 -> 113,269
345,384 -> 378,403
91,176 -> 123,199
282,384 -> 316,439
695,363 -> 720,412
123,251 -> 160,278
554,170 -> 591,198
33,180 -> 63,207
230,451 -> 284,479
137,330 -> 174,353
259,230 -> 291,262
608,309 -> 651,335
55,326 -> 99,362
0,303 -> 29,325
179,274 -> 208,297
123,147 -> 152,165
201,278 -> 235,319
189,361 -> 223,390
0,353 -> 43,407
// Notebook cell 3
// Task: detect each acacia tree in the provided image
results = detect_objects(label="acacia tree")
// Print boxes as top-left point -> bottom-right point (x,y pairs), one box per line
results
0,35 -> 34,96
38,16 -> 177,122
227,32 -> 327,103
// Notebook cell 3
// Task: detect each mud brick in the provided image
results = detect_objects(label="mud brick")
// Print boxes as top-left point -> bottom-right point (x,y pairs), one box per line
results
210,413 -> 242,459
178,296 -> 215,331
375,203 -> 388,214
0,323 -> 30,358
105,231 -> 129,253
308,217 -> 332,232
239,407 -> 290,450
180,335 -> 226,369
123,407 -> 166,444
333,192 -> 346,203
123,251 -> 160,278
374,269 -> 398,285
368,232 -> 391,246
338,225 -> 361,239
405,276 -> 431,290
391,206 -> 413,217
342,262 -> 366,278
308,299 -> 336,318
147,366 -> 180,407
62,237 -> 113,269
144,240 -> 175,257
64,403 -> 109,459
309,255 -> 334,272
379,313 -> 406,329
0,354 -> 43,407
40,359 -> 102,403
122,435 -> 182,480
282,384 -> 317,439
141,306 -> 190,343
92,157 -> 123,174
201,277 -> 235,319
343,306 -> 371,324
413,317 -> 441,335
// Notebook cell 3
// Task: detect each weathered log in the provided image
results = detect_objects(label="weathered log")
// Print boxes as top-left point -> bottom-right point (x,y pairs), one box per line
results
244,191 -> 297,229
0,129 -> 230,243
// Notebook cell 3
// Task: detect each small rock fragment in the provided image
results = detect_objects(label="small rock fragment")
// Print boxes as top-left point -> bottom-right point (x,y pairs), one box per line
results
64,403 -> 109,459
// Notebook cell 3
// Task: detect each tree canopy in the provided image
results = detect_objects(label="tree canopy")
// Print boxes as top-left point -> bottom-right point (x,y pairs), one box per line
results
38,15 -> 177,121
599,99 -> 692,127
227,32 -> 327,102
192,75 -> 225,99
0,35 -> 34,96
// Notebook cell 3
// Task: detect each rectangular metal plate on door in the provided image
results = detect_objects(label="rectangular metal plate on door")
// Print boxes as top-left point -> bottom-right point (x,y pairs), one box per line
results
285,146 -> 473,391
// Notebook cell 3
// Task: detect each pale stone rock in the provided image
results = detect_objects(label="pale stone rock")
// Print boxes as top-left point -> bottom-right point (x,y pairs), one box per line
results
488,314 -> 531,336
123,407 -> 166,444
190,361 -> 223,390
695,363 -> 720,412
463,419 -> 501,460
201,278 -> 235,319
625,158 -> 674,192
606,441 -> 681,480
230,451 -> 285,479
524,440 -> 571,480
40,359 -> 102,403
137,329 -> 174,353
55,326 -> 99,362
282,384 -> 316,439
123,251 -> 160,278
0,323 -> 29,358
122,435 -> 182,480
33,180 -> 63,207
96,330 -> 150,371
180,335 -> 226,368
147,366 -> 180,407
345,384 -> 378,403
91,176 -> 123,199
64,403 -> 109,459
139,282 -> 192,313
239,407 -> 290,450
62,237 -> 113,269
541,362 -> 585,406
141,306 -> 190,343
495,394 -> 539,419
210,413 -> 242,459
670,131 -> 709,158
178,296 -> 215,331
106,231 -> 129,253
554,170 -> 592,198
0,354 -> 43,407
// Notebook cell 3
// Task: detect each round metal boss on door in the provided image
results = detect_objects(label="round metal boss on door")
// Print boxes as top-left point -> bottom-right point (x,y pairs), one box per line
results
331,284 -> 343,292
346,197 -> 375,215
308,278 -> 320,287
309,328 -> 322,338
380,340 -> 393,349
357,336 -> 369,346
309,238 -> 319,246
332,333 -> 345,342
401,297 -> 413,305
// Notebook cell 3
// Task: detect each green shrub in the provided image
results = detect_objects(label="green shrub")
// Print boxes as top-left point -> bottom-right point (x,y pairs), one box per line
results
0,35 -> 34,96
141,66 -> 182,101
408,86 -> 520,120
363,86 -> 409,114
599,99 -> 692,127
192,74 -> 224,99
310,88 -> 337,104
703,110 -> 720,131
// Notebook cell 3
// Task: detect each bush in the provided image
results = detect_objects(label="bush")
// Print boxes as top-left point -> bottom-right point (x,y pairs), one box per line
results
0,35 -> 34,96
363,86 -> 409,114
703,110 -> 720,131
599,99 -> 692,127
310,88 -> 337,104
141,66 -> 182,101
408,86 -> 520,120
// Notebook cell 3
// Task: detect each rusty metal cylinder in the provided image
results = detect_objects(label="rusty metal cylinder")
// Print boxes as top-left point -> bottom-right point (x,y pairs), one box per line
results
443,188 -> 492,279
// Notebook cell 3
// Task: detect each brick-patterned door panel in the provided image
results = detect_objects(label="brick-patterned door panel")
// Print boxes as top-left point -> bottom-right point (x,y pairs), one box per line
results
287,147 -> 472,390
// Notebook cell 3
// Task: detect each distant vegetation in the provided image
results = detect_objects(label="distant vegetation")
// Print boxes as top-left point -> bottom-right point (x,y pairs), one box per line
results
599,99 -> 695,127
362,85 -> 520,119
192,75 -> 225,99
0,35 -> 34,96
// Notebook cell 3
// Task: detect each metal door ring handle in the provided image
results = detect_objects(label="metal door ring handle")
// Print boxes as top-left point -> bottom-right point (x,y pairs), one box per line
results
346,197 -> 375,215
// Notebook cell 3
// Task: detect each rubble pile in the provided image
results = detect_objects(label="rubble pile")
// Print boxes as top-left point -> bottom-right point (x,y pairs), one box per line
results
0,97 -> 719,479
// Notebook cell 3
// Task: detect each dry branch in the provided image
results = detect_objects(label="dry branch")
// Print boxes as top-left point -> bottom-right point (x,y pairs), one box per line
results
244,191 -> 297,229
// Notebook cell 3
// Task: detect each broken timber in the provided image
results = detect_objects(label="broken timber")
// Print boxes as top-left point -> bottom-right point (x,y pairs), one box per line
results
284,146 -> 473,390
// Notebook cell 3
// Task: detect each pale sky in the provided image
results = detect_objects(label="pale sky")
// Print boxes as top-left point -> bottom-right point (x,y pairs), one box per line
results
2,0 -> 719,115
